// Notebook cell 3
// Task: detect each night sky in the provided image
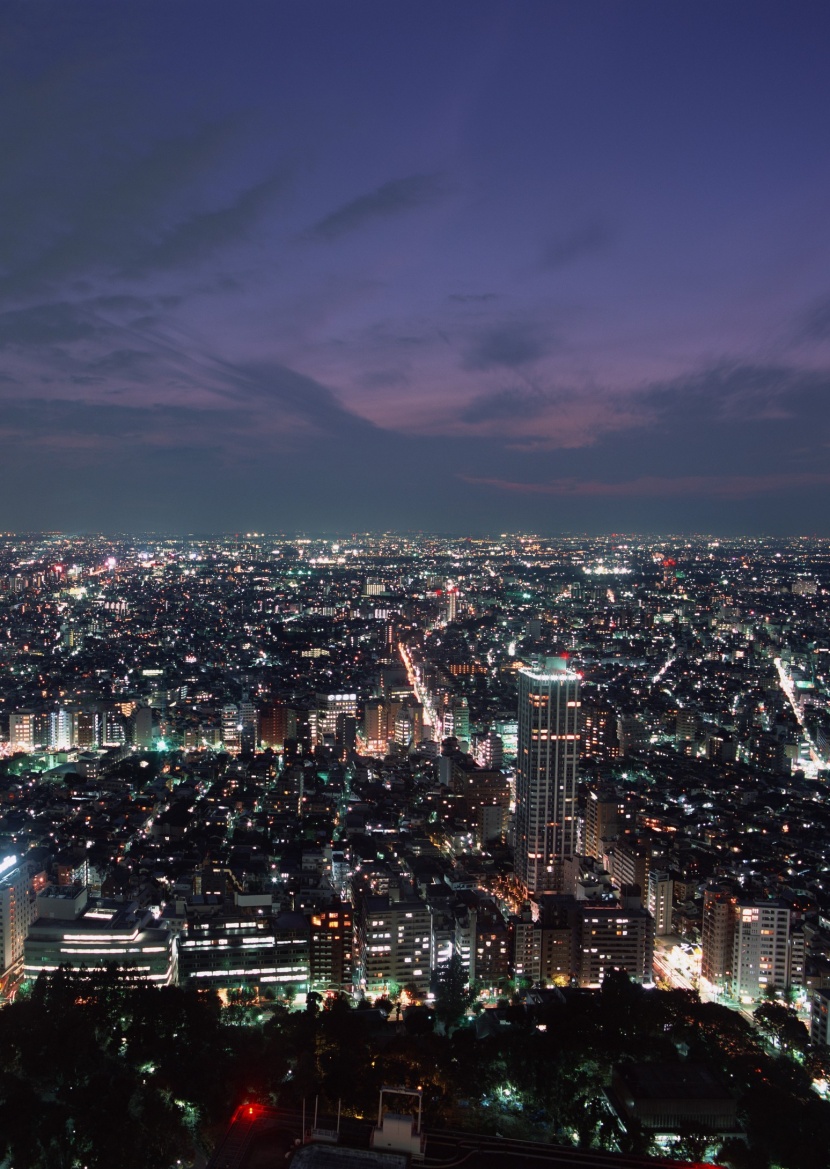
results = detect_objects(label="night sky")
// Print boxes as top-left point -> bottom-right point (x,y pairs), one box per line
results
2,1 -> 829,535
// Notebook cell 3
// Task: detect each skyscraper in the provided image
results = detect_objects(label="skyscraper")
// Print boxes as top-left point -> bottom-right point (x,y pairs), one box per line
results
516,656 -> 580,896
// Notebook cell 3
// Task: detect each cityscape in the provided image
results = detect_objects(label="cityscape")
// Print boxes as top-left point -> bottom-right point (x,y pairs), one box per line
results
3,2 -> 830,1168
0,531 -> 829,1167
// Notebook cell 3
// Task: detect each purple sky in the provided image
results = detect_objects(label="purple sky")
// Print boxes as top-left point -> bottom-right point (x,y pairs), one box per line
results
2,1 -> 830,534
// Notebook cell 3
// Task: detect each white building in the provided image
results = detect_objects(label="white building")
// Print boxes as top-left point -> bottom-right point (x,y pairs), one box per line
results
358,894 -> 432,995
731,901 -> 791,1001
24,887 -> 176,985
221,704 -> 240,750
48,708 -> 73,751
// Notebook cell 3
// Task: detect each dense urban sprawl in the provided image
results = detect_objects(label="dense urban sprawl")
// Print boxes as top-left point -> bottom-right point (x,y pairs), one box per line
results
1,531 -> 830,1167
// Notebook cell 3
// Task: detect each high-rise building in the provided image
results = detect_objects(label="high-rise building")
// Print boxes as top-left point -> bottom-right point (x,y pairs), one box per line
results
8,710 -> 45,753
356,893 -> 432,996
75,708 -> 102,750
617,714 -> 647,756
221,704 -> 240,750
48,708 -> 73,752
443,697 -> 470,743
475,731 -> 504,770
239,699 -> 258,752
309,902 -> 353,993
133,705 -> 154,748
516,657 -> 580,896
472,898 -> 510,989
812,988 -> 830,1049
647,870 -> 674,937
259,702 -> 297,751
315,693 -> 357,744
701,890 -> 795,1001
731,901 -> 791,1001
0,857 -> 41,976
443,586 -> 459,624
584,786 -> 623,861
700,888 -> 736,994
576,904 -> 654,987
364,699 -> 389,755
580,698 -> 620,763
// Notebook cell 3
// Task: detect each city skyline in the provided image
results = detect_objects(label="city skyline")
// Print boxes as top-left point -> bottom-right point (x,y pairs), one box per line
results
1,2 -> 830,535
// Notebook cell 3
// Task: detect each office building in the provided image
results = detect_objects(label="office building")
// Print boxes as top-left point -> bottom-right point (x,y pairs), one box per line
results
221,704 -> 241,750
0,857 -> 42,976
584,786 -> 625,862
701,891 -> 794,1001
48,708 -> 73,752
309,902 -> 353,993
515,657 -> 580,896
259,702 -> 297,751
24,887 -> 176,985
576,904 -> 654,987
179,912 -> 281,991
315,694 -> 358,744
731,901 -> 791,1001
812,988 -> 830,1049
647,870 -> 674,937
701,888 -> 736,994
8,710 -> 44,753
357,894 -> 432,996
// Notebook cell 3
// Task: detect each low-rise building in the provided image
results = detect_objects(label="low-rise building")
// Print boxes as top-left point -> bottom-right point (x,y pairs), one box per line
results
24,887 -> 175,985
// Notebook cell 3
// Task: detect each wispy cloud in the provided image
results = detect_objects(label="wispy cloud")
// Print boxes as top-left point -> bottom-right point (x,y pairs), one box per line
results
118,173 -> 288,277
794,295 -> 830,345
0,104 -> 279,297
304,173 -> 445,241
543,219 -> 615,270
460,385 -> 553,423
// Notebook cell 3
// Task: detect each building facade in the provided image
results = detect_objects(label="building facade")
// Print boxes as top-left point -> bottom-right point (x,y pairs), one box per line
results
515,657 -> 580,896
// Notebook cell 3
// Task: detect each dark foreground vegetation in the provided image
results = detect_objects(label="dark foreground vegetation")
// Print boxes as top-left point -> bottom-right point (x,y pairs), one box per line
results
0,968 -> 829,1169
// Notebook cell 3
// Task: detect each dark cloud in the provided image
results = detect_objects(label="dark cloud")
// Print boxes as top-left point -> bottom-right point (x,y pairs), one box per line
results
642,362 -> 830,428
0,80 -> 284,298
450,292 -> 498,303
0,303 -> 98,348
210,358 -> 382,440
0,118 -> 239,294
543,220 -> 615,270
305,174 -> 445,241
0,303 -> 383,450
464,321 -> 550,369
119,173 -> 287,277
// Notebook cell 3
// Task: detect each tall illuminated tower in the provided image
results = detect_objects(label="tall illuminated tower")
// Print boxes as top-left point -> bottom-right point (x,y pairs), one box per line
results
516,656 -> 580,896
